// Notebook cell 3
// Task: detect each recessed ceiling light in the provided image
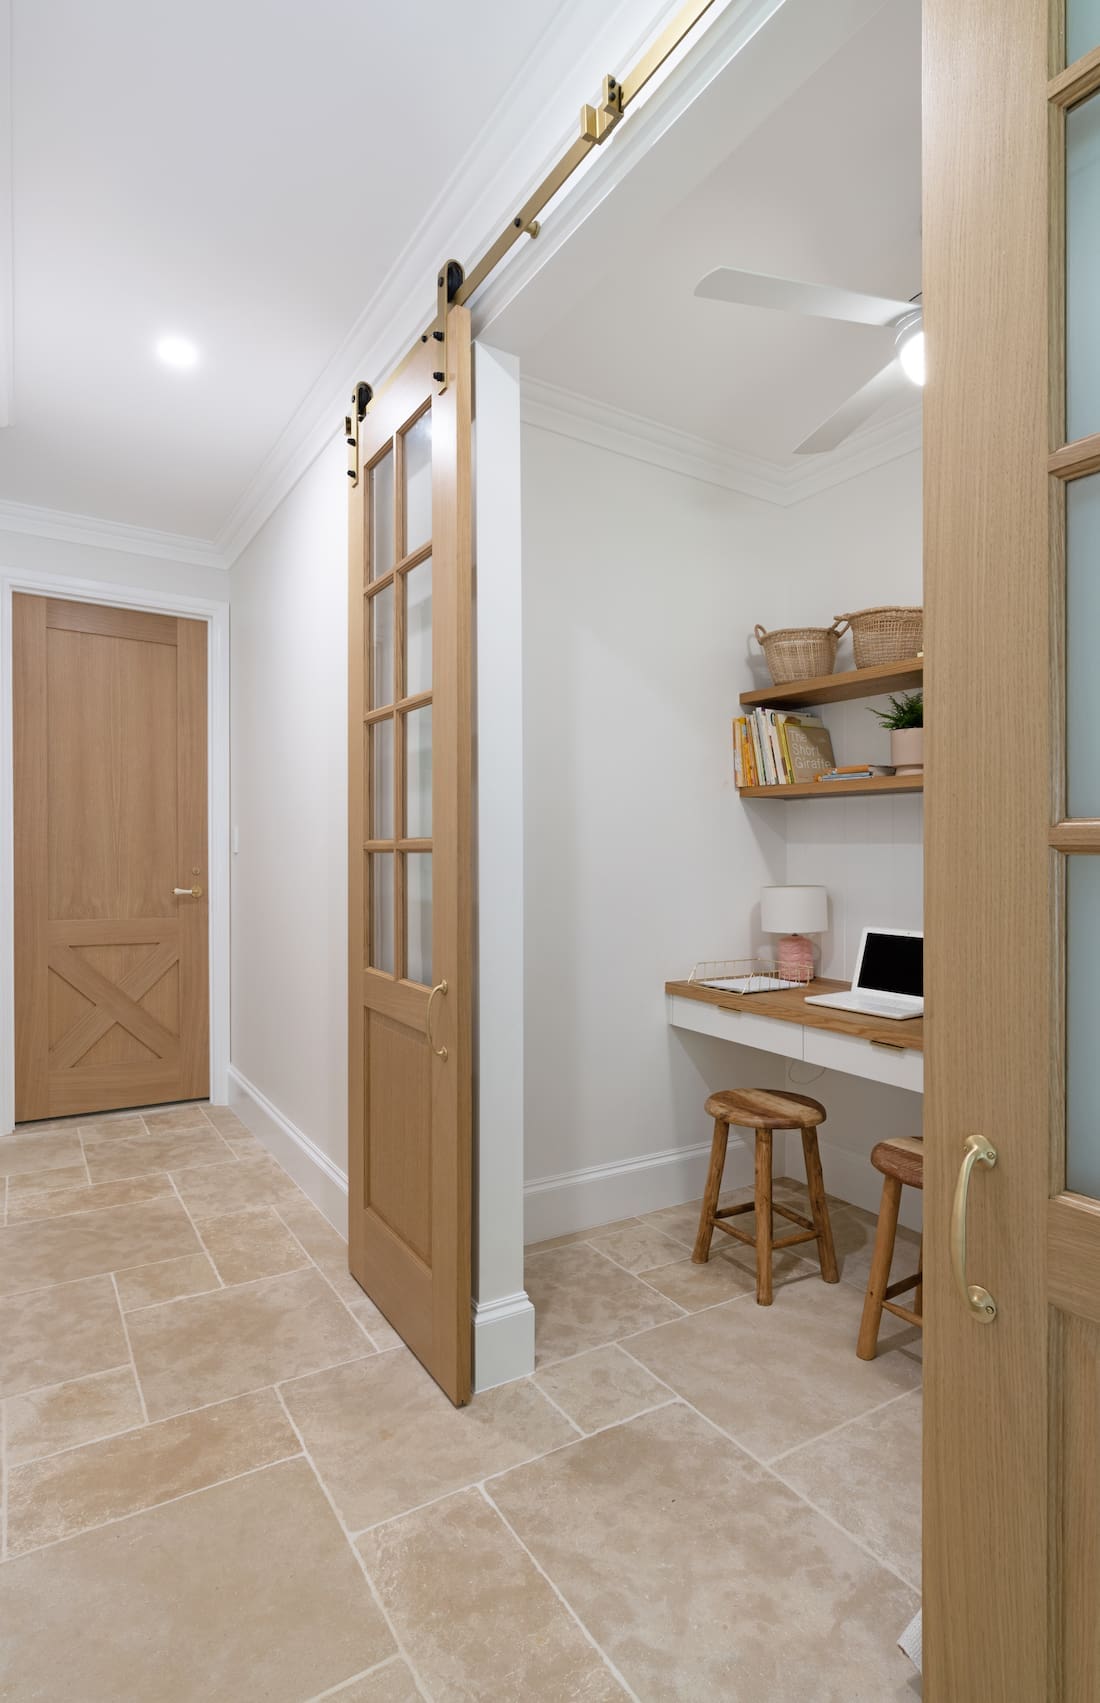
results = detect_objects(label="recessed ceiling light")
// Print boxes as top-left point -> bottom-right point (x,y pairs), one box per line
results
155,335 -> 199,370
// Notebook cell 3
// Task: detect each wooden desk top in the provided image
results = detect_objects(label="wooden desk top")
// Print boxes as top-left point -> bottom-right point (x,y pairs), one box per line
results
665,977 -> 924,1051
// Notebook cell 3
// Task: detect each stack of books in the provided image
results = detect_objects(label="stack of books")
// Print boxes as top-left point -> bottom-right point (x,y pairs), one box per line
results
733,708 -> 835,787
816,764 -> 895,783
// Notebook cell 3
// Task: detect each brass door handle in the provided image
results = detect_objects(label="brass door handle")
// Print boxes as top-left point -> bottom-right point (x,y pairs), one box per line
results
173,886 -> 203,898
951,1133 -> 998,1323
426,980 -> 448,1060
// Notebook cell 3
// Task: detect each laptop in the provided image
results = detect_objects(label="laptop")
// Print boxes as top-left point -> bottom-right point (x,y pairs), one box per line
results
805,927 -> 924,1020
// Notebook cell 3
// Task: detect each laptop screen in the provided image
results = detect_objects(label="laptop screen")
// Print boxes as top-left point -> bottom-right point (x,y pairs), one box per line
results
856,931 -> 923,997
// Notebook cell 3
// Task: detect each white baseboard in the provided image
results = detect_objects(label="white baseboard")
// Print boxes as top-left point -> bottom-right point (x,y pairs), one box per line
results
473,1291 -> 536,1391
524,1135 -> 757,1246
781,1132 -> 924,1233
226,1064 -> 349,1234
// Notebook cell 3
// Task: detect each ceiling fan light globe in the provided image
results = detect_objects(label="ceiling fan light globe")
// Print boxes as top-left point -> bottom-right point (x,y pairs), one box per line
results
895,319 -> 925,387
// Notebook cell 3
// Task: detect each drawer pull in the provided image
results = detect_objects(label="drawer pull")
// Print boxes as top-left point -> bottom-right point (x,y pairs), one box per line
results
870,1039 -> 905,1052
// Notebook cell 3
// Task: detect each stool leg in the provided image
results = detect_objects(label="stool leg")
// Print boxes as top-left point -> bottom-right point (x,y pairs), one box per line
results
857,1175 -> 901,1360
802,1127 -> 840,1284
692,1118 -> 730,1264
754,1129 -> 774,1306
914,1233 -> 923,1319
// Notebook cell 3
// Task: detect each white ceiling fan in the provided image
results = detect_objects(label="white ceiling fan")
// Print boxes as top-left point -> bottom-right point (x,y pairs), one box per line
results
694,268 -> 923,454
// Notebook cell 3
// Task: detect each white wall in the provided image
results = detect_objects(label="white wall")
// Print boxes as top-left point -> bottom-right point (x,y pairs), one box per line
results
228,434 -> 350,1216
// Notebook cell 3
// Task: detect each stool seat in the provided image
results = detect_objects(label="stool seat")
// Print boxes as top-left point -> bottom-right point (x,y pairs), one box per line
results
870,1137 -> 924,1189
704,1089 -> 826,1131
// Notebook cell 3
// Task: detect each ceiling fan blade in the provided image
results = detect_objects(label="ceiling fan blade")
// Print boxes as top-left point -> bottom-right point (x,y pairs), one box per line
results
794,359 -> 917,455
695,268 -> 914,328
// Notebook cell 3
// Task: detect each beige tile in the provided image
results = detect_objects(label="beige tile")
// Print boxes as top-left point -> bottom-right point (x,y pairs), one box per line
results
637,1243 -> 818,1312
0,1274 -> 128,1396
587,1220 -> 689,1273
141,1104 -> 214,1133
627,1279 -> 922,1461
115,1251 -> 221,1311
489,1403 -> 919,1701
127,1266 -> 371,1419
0,1458 -> 394,1702
525,1217 -> 641,1255
227,1133 -> 266,1155
832,1201 -> 922,1296
7,1386 -> 300,1554
0,1195 -> 201,1297
275,1195 -> 349,1268
348,1297 -> 402,1350
171,1150 -> 303,1218
281,1351 -> 575,1531
4,1367 -> 143,1466
639,1181 -> 808,1252
524,1242 -> 683,1366
203,1105 -> 251,1138
359,1488 -> 627,1700
776,1388 -> 923,1587
198,1206 -> 311,1284
6,1171 -> 174,1223
84,1125 -> 234,1183
323,1662 -> 423,1702
535,1345 -> 672,1434
78,1115 -> 148,1142
5,1162 -> 89,1202
0,1127 -> 84,1177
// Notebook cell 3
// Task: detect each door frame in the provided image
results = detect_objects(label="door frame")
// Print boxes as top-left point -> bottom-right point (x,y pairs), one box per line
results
0,568 -> 230,1132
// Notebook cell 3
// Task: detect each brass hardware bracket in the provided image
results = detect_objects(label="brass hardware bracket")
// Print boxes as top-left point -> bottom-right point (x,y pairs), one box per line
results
344,0 -> 720,439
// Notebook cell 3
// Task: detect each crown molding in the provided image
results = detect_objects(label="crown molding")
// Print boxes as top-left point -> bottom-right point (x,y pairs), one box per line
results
520,375 -> 922,507
0,498 -> 226,569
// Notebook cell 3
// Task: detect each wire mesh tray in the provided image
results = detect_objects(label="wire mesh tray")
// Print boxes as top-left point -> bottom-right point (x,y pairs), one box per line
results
688,957 -> 812,995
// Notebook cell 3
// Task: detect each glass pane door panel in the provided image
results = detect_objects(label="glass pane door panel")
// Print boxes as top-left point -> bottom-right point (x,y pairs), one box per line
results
1067,91 -> 1100,443
406,555 -> 432,696
369,718 -> 394,840
1068,1 -> 1100,64
406,705 -> 432,838
406,853 -> 432,987
369,585 -> 394,709
1067,476 -> 1100,816
369,448 -> 395,581
1067,857 -> 1100,1198
369,853 -> 394,975
403,410 -> 432,556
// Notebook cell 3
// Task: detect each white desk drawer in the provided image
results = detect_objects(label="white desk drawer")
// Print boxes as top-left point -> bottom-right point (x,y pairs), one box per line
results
803,1026 -> 924,1093
667,996 -> 803,1062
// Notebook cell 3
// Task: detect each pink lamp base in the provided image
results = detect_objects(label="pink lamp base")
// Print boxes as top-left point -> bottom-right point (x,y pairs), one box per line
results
776,934 -> 815,979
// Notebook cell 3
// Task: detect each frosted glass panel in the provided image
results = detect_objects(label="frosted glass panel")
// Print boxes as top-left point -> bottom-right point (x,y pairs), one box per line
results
403,410 -> 432,555
1067,858 -> 1100,1198
369,853 -> 394,975
1067,92 -> 1100,443
1068,1 -> 1100,64
406,555 -> 432,696
406,853 -> 432,987
1067,476 -> 1100,816
369,448 -> 394,580
406,706 -> 432,839
369,719 -> 393,840
369,585 -> 393,709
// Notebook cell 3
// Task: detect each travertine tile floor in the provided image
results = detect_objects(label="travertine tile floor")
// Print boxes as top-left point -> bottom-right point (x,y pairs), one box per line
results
0,1106 -> 923,1701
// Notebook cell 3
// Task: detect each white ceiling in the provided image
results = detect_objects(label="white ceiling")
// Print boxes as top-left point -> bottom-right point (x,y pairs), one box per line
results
509,0 -> 922,463
2,0 -> 631,542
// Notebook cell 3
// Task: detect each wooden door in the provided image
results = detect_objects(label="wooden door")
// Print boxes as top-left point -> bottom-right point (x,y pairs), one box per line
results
348,307 -> 472,1405
924,3 -> 1100,1695
13,596 -> 209,1120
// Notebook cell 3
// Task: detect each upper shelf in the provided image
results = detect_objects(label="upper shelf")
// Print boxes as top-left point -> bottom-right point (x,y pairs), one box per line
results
739,656 -> 924,709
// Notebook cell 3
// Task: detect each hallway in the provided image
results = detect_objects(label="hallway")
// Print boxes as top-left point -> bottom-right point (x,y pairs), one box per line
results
0,1108 -> 921,1700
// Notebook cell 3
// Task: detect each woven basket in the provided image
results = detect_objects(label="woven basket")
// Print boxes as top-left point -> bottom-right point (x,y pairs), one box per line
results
837,606 -> 924,669
752,619 -> 848,685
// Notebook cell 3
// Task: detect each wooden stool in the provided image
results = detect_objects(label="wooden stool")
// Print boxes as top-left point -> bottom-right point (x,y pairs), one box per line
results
692,1089 -> 839,1306
857,1137 -> 924,1360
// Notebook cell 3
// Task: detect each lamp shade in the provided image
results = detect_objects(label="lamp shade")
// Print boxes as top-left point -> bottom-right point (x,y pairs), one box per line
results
760,885 -> 828,936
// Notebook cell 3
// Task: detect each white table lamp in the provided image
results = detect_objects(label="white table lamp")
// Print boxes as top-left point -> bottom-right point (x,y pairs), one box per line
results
760,885 -> 829,980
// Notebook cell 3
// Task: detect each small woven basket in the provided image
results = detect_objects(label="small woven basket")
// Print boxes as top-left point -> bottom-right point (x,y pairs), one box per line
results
837,606 -> 923,669
752,618 -> 848,685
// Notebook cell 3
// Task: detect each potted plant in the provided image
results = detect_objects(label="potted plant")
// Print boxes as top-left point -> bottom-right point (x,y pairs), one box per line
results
869,690 -> 923,774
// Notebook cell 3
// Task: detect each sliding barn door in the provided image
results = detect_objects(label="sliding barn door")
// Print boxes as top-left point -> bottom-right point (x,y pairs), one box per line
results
13,596 -> 209,1120
924,2 -> 1100,1694
348,307 -> 473,1405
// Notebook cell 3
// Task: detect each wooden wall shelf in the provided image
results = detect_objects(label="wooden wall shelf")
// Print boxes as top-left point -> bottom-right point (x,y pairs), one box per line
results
740,656 -> 923,709
737,774 -> 923,800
